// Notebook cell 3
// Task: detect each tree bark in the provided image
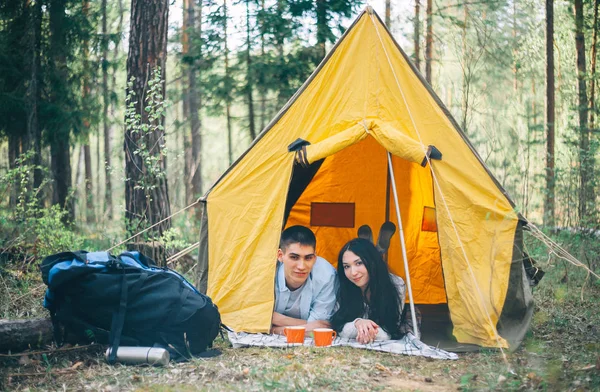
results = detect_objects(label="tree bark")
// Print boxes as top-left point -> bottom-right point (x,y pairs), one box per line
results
49,0 -> 74,222
276,0 -> 288,108
425,0 -> 433,84
30,0 -> 43,194
83,140 -> 93,222
385,0 -> 391,27
8,134 -> 19,208
574,0 -> 592,222
414,0 -> 421,71
246,0 -> 256,141
316,0 -> 327,59
182,0 -> 192,206
259,0 -> 267,131
81,0 -> 93,223
124,0 -> 171,262
101,0 -> 113,220
545,0 -> 555,228
187,0 -> 202,206
224,0 -> 233,165
589,0 -> 599,133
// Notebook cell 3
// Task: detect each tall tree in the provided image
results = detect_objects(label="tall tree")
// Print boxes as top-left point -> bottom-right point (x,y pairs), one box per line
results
82,0 -> 93,223
28,0 -> 44,193
574,0 -> 593,222
544,0 -> 555,228
187,0 -> 203,206
28,1 -> 43,191
245,0 -> 257,141
224,0 -> 233,165
425,0 -> 433,84
385,0 -> 390,28
124,0 -> 171,241
258,0 -> 267,130
414,0 -> 421,71
48,0 -> 74,221
589,0 -> 599,134
289,0 -> 360,60
101,0 -> 113,219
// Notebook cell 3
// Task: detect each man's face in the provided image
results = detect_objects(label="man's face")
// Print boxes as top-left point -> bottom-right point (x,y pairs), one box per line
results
278,243 -> 316,290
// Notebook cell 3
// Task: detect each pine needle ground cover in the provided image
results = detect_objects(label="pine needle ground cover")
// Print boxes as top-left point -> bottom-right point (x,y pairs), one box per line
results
1,235 -> 599,392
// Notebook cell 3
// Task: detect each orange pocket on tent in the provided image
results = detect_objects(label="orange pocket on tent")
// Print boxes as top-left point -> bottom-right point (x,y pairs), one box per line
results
422,206 -> 437,232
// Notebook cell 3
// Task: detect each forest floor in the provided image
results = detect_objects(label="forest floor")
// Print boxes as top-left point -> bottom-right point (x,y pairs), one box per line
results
1,236 -> 599,391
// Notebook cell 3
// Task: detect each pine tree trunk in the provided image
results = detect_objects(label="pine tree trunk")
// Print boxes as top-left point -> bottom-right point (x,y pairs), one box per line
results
574,0 -> 592,222
83,140 -> 93,222
276,0 -> 287,107
82,0 -> 93,223
589,0 -> 598,133
246,0 -> 256,141
224,0 -> 233,165
32,0 -> 43,192
187,0 -> 202,203
8,134 -> 19,208
425,0 -> 433,84
49,0 -> 74,222
259,0 -> 267,130
101,0 -> 113,220
182,0 -> 192,205
461,4 -> 469,132
316,0 -> 327,59
124,0 -> 171,262
414,0 -> 421,71
26,0 -> 41,197
545,0 -> 555,228
385,0 -> 391,27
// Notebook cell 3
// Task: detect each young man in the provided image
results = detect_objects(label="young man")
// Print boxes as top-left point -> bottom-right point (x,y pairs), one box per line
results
272,225 -> 338,334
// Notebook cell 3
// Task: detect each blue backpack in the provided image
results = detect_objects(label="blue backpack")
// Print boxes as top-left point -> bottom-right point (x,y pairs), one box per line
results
41,250 -> 221,362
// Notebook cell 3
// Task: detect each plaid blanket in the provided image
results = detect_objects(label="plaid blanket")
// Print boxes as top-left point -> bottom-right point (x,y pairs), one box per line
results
228,331 -> 458,360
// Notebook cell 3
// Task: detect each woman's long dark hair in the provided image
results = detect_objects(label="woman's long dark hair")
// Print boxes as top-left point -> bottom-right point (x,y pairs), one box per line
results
330,238 -> 404,339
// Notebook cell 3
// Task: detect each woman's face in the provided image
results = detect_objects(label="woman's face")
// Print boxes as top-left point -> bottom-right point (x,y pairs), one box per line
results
342,250 -> 369,290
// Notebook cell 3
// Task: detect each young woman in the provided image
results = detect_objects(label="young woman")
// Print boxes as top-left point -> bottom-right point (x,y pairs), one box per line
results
330,238 -> 408,344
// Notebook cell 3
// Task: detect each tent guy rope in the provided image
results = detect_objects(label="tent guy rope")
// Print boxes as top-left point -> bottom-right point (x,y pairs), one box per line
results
106,199 -> 199,253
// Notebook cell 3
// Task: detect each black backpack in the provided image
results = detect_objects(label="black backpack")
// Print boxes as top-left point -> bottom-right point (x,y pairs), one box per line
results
41,250 -> 221,362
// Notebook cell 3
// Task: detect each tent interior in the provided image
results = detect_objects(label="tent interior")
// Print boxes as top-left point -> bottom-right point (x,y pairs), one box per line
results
284,135 -> 480,352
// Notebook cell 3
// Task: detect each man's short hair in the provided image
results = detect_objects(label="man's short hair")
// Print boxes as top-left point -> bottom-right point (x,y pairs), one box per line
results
280,225 -> 316,251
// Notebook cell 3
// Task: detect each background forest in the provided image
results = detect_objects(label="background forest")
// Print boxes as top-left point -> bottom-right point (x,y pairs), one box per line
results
0,0 -> 599,276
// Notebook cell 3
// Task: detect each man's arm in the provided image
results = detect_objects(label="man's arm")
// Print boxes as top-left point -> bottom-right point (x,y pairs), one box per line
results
271,312 -> 330,334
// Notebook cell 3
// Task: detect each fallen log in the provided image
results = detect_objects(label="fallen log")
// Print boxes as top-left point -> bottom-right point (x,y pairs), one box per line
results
0,318 -> 53,353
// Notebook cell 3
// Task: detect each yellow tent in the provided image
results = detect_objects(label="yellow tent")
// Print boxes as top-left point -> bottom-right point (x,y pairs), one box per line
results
197,7 -> 533,349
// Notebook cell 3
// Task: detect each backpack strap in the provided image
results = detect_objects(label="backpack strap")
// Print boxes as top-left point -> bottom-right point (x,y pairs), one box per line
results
107,265 -> 128,364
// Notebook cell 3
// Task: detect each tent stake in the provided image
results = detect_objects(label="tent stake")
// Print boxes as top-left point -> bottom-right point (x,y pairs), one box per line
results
387,152 -> 420,338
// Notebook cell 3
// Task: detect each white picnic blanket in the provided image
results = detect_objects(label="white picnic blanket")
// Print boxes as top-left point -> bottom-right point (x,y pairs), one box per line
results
227,331 -> 458,360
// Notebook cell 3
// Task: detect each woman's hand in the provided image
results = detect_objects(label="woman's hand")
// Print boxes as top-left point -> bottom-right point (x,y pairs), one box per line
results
354,318 -> 379,344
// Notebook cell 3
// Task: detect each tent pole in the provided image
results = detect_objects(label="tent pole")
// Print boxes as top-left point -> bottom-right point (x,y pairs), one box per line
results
387,152 -> 419,338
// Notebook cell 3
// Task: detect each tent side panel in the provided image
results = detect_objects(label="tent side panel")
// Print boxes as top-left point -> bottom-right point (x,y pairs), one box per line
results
207,153 -> 295,332
497,221 -> 534,350
196,200 -> 209,294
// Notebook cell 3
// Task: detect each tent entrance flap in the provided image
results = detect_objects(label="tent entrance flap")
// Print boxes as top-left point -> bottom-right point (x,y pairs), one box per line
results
283,158 -> 325,227
285,134 -> 446,305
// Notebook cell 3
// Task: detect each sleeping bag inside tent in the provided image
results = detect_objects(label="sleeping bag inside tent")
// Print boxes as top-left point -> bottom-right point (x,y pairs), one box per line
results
196,7 -> 533,350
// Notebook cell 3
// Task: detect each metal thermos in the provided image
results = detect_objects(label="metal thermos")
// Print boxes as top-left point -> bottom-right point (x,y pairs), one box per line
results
105,346 -> 170,366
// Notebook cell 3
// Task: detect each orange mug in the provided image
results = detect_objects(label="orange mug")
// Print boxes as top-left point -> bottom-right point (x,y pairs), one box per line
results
313,328 -> 337,347
283,326 -> 306,344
